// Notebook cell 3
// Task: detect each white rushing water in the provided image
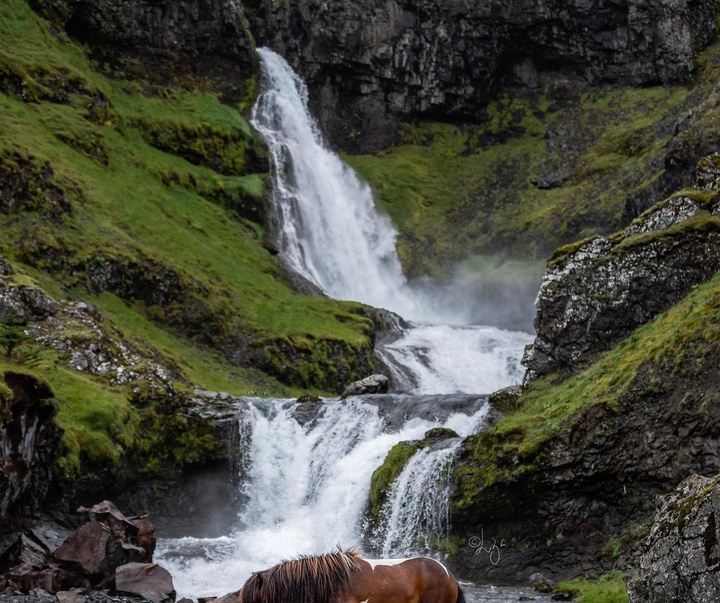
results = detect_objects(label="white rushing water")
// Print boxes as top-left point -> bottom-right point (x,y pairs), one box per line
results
250,48 -> 531,394
157,49 -> 535,600
156,397 -> 490,599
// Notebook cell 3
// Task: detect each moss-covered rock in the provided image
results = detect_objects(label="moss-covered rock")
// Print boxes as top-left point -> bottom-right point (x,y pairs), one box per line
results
369,427 -> 460,520
524,192 -> 720,379
0,151 -> 71,220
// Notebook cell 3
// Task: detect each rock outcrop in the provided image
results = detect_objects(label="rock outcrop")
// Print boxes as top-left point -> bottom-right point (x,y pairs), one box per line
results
451,177 -> 720,582
523,191 -> 720,379
0,372 -> 61,525
452,343 -> 720,583
29,0 -> 258,102
252,0 -> 720,150
0,501 -> 174,600
628,475 -> 720,602
340,374 -> 389,398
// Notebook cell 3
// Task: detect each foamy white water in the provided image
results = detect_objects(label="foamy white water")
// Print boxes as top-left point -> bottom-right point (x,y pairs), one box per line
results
251,48 -> 418,314
156,397 -> 490,599
372,405 -> 490,556
250,48 -> 531,393
378,323 -> 529,394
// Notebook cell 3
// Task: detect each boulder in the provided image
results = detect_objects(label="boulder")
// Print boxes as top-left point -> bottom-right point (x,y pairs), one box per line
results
52,502 -> 156,587
523,193 -> 720,379
340,374 -> 389,399
114,562 -> 175,603
628,474 -> 720,602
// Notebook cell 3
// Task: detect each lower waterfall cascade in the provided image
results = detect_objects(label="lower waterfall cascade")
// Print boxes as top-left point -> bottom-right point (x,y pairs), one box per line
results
157,48 -> 535,600
156,396 -> 490,598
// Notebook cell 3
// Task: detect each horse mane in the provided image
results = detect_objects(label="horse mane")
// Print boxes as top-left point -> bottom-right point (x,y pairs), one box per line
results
239,548 -> 362,603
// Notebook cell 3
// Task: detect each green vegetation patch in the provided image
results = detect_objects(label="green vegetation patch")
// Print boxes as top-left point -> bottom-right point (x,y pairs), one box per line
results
345,49 -> 720,279
555,573 -> 629,603
455,270 -> 720,505
0,0 -> 375,399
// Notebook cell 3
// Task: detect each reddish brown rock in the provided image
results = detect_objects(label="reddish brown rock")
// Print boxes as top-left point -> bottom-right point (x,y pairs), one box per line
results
114,562 -> 175,602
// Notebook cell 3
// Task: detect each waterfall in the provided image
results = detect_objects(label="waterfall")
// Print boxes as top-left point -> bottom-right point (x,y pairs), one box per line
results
251,48 -> 416,314
250,48 -> 531,394
157,50 -> 536,600
372,440 -> 464,557
156,396 -> 490,599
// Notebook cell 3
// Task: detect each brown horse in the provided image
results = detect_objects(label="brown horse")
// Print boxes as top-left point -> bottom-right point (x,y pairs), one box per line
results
238,548 -> 465,603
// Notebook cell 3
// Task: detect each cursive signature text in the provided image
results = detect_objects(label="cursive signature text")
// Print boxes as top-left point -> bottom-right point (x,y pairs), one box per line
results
468,530 -> 507,565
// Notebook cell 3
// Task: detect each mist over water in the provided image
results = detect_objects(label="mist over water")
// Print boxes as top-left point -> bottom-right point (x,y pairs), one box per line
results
156,398 -> 490,599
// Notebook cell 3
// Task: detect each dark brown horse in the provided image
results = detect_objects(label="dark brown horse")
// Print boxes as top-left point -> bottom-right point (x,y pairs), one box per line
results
238,548 -> 465,603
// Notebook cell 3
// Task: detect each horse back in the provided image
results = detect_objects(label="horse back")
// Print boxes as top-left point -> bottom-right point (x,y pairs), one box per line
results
343,558 -> 458,603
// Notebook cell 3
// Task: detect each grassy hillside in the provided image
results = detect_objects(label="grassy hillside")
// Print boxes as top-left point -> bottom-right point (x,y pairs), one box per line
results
346,42 -> 720,281
0,0 -> 379,473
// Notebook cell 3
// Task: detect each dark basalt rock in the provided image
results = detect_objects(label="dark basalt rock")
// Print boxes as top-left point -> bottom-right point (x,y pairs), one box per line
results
29,0 -> 258,103
252,0 -> 720,151
628,474 -> 720,602
0,153 -> 71,222
0,372 -> 61,524
451,349 -> 720,584
523,192 -> 720,379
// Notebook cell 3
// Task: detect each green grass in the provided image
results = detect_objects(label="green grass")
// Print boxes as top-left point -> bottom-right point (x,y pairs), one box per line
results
455,270 -> 720,499
344,53 -> 718,279
0,0 -> 372,347
91,292 -> 296,397
555,573 -> 629,603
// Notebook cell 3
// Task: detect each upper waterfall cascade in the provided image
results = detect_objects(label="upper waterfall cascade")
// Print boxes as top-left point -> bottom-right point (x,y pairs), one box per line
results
250,48 -> 531,394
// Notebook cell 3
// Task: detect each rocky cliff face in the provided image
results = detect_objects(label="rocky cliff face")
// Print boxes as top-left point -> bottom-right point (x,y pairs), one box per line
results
628,474 -> 720,603
252,0 -> 720,150
0,372 -> 61,526
452,345 -> 720,583
29,0 -> 258,102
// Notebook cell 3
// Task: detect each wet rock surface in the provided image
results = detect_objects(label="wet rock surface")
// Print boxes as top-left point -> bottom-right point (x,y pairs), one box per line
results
628,474 -> 720,602
340,374 -> 389,398
0,372 -> 61,525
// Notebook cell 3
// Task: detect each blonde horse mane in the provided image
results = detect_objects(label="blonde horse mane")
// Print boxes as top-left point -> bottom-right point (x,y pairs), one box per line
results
239,548 -> 362,603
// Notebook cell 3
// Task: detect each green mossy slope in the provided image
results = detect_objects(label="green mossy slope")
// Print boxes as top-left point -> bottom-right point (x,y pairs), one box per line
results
0,0 -> 376,475
345,42 -> 720,281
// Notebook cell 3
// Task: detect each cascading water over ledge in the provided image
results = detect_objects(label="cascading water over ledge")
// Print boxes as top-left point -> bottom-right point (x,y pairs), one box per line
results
156,394 -> 491,599
157,49 -> 535,602
250,47 -> 532,394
